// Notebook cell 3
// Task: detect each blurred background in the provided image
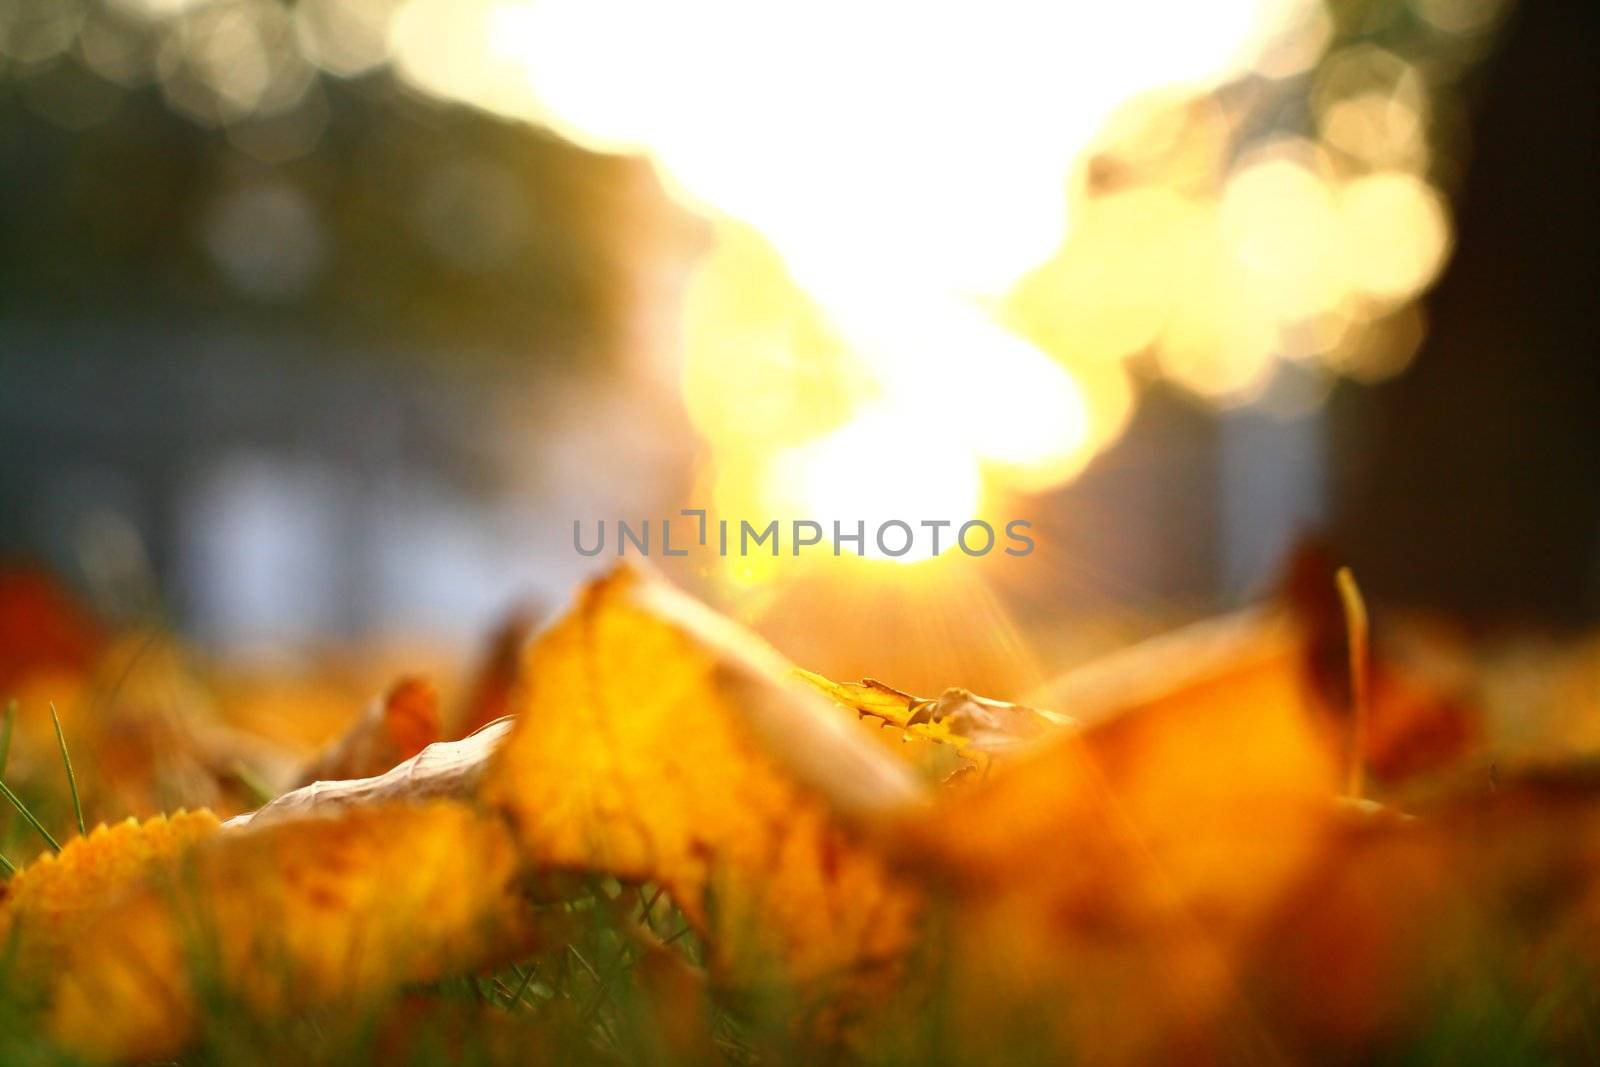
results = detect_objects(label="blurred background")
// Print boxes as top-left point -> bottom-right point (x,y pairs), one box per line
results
1,0 -> 1595,701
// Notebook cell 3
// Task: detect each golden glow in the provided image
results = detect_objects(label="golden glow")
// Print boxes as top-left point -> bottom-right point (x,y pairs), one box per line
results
470,0 -> 1303,296
1222,143 -> 1348,325
1326,304 -> 1428,383
371,0 -> 1462,574
1340,171 -> 1453,304
1010,187 -> 1197,366
78,1 -> 1464,520
1320,91 -> 1429,172
389,0 -> 541,121
1157,229 -> 1280,402
835,299 -> 1094,491
678,221 -> 864,451
769,408 -> 984,564
685,229 -> 1092,562
375,0 -> 1322,569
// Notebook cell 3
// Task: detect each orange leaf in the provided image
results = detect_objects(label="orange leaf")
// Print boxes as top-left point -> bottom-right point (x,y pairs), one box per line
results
0,810 -> 220,984
47,800 -> 532,1062
889,610 -> 1343,1063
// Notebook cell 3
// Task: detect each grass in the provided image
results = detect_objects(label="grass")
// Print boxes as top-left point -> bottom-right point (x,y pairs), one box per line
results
0,697 -> 82,857
0,700 -> 14,876
0,699 -> 88,875
3,845 -> 1600,1067
1,699 -> 15,777
0,778 -> 61,855
0,830 -> 748,1066
2,677 -> 1598,1065
47,704 -> 85,838
167,877 -> 725,1067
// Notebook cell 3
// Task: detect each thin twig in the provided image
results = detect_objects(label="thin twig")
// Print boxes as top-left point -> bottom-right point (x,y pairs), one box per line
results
50,703 -> 86,837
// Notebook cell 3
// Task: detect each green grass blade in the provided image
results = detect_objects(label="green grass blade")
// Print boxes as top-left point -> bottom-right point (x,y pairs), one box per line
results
49,703 -> 86,837
232,762 -> 276,808
506,963 -> 539,1008
0,851 -> 14,877
0,699 -> 15,778
0,779 -> 61,854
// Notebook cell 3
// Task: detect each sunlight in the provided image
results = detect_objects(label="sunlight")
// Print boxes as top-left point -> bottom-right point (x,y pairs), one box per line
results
767,407 -> 984,564
382,0 -> 1460,576
456,0 -> 1305,567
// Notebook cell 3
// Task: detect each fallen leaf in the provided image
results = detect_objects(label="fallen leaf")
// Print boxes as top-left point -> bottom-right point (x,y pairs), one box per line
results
0,567 -> 102,691
227,718 -> 512,829
48,799 -> 533,1062
0,810 -> 221,985
479,564 -> 927,1003
452,604 -> 539,738
797,668 -> 1069,757
881,609 -> 1344,1064
292,675 -> 441,788
1250,767 -> 1600,1060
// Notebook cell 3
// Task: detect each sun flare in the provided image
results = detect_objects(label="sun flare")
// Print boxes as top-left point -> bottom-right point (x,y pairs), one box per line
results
400,0 -> 1310,553
383,0 -> 1457,572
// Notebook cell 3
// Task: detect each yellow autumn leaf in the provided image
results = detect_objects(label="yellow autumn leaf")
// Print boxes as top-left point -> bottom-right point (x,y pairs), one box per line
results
0,810 -> 221,984
480,564 -> 928,997
47,799 -> 533,1063
796,669 -> 967,753
793,670 -> 965,784
796,668 -> 1070,757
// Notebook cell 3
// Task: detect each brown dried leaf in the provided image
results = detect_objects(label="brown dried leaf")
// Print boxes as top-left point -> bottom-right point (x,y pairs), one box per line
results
226,718 -> 512,829
292,674 -> 442,788
452,604 -> 540,738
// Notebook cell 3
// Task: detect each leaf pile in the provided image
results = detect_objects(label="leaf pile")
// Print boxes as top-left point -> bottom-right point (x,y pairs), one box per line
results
3,563 -> 1599,1064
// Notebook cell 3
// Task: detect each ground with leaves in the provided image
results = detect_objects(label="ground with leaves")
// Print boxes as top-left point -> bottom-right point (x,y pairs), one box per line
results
3,562 -> 1600,1065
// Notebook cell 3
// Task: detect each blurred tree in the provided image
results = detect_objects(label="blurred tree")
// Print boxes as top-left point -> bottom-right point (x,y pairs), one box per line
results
0,62 -> 648,364
1332,0 -> 1600,628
